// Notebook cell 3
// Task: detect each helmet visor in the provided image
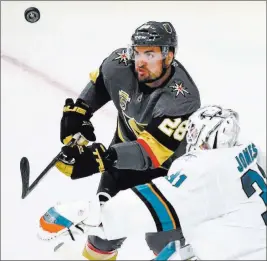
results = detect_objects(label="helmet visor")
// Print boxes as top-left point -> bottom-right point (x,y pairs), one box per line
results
127,45 -> 169,62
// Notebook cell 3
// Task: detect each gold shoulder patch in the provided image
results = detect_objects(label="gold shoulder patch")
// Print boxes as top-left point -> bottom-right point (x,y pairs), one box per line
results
89,69 -> 100,83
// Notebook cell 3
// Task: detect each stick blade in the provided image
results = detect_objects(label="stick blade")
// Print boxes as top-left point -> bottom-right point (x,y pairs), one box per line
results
20,157 -> 30,199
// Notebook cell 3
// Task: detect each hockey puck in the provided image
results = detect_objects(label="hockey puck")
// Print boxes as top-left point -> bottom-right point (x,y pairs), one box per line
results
24,7 -> 40,23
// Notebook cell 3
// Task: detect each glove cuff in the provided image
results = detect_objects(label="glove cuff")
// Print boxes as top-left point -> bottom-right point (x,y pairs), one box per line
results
76,98 -> 93,118
103,147 -> 118,170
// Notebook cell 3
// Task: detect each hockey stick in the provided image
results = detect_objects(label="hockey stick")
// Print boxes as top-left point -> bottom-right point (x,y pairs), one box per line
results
20,133 -> 83,199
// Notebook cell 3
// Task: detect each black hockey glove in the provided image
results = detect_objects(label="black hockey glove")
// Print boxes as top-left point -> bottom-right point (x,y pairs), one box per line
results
55,143 -> 117,179
60,98 -> 96,145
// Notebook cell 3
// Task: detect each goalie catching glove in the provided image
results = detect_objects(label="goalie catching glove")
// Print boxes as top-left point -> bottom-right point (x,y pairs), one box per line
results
60,98 -> 96,145
55,143 -> 117,179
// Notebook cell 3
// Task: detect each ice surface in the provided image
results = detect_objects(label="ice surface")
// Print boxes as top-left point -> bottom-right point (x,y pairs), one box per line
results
1,1 -> 265,260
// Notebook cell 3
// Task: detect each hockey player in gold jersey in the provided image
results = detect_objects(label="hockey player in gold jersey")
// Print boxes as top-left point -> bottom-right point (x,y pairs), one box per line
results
54,21 -> 200,259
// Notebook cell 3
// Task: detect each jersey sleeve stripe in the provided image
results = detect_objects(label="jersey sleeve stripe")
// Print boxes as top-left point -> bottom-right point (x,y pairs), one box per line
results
137,138 -> 160,168
151,181 -> 181,230
137,130 -> 174,168
89,68 -> 100,83
131,186 -> 163,232
132,183 -> 177,232
117,119 -> 126,142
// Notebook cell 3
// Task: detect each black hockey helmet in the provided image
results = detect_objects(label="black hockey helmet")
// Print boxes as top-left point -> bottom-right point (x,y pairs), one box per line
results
130,21 -> 178,57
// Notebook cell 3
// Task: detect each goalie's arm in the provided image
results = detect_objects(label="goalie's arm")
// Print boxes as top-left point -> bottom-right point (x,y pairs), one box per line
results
99,187 -> 159,240
38,189 -> 158,242
38,179 -> 180,243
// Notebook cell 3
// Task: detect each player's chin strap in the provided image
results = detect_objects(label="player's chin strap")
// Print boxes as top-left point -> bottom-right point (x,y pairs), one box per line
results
156,46 -> 174,82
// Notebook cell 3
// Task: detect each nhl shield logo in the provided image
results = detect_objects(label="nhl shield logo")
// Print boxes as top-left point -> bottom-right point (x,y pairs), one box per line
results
119,90 -> 131,110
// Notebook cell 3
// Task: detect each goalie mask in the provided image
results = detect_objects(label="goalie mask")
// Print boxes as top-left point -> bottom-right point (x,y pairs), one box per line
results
186,105 -> 240,152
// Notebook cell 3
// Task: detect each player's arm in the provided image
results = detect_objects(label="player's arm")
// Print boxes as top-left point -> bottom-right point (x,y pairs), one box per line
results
59,63 -> 111,145
110,113 -> 190,171
55,113 -> 190,180
55,108 -> 199,180
56,71 -> 200,179
78,64 -> 111,113
99,188 -> 158,240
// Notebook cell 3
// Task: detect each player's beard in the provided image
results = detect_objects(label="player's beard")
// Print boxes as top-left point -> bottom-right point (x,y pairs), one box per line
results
135,67 -> 167,84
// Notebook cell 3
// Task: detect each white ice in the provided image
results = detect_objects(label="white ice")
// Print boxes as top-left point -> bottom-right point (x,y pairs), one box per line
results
1,1 -> 266,260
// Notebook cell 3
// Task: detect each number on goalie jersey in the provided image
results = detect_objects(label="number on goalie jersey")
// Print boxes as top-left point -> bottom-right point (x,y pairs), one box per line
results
161,141 -> 267,260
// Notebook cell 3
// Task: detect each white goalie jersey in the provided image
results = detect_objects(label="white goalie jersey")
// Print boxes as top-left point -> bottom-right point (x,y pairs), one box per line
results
163,141 -> 266,260
99,141 -> 266,260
